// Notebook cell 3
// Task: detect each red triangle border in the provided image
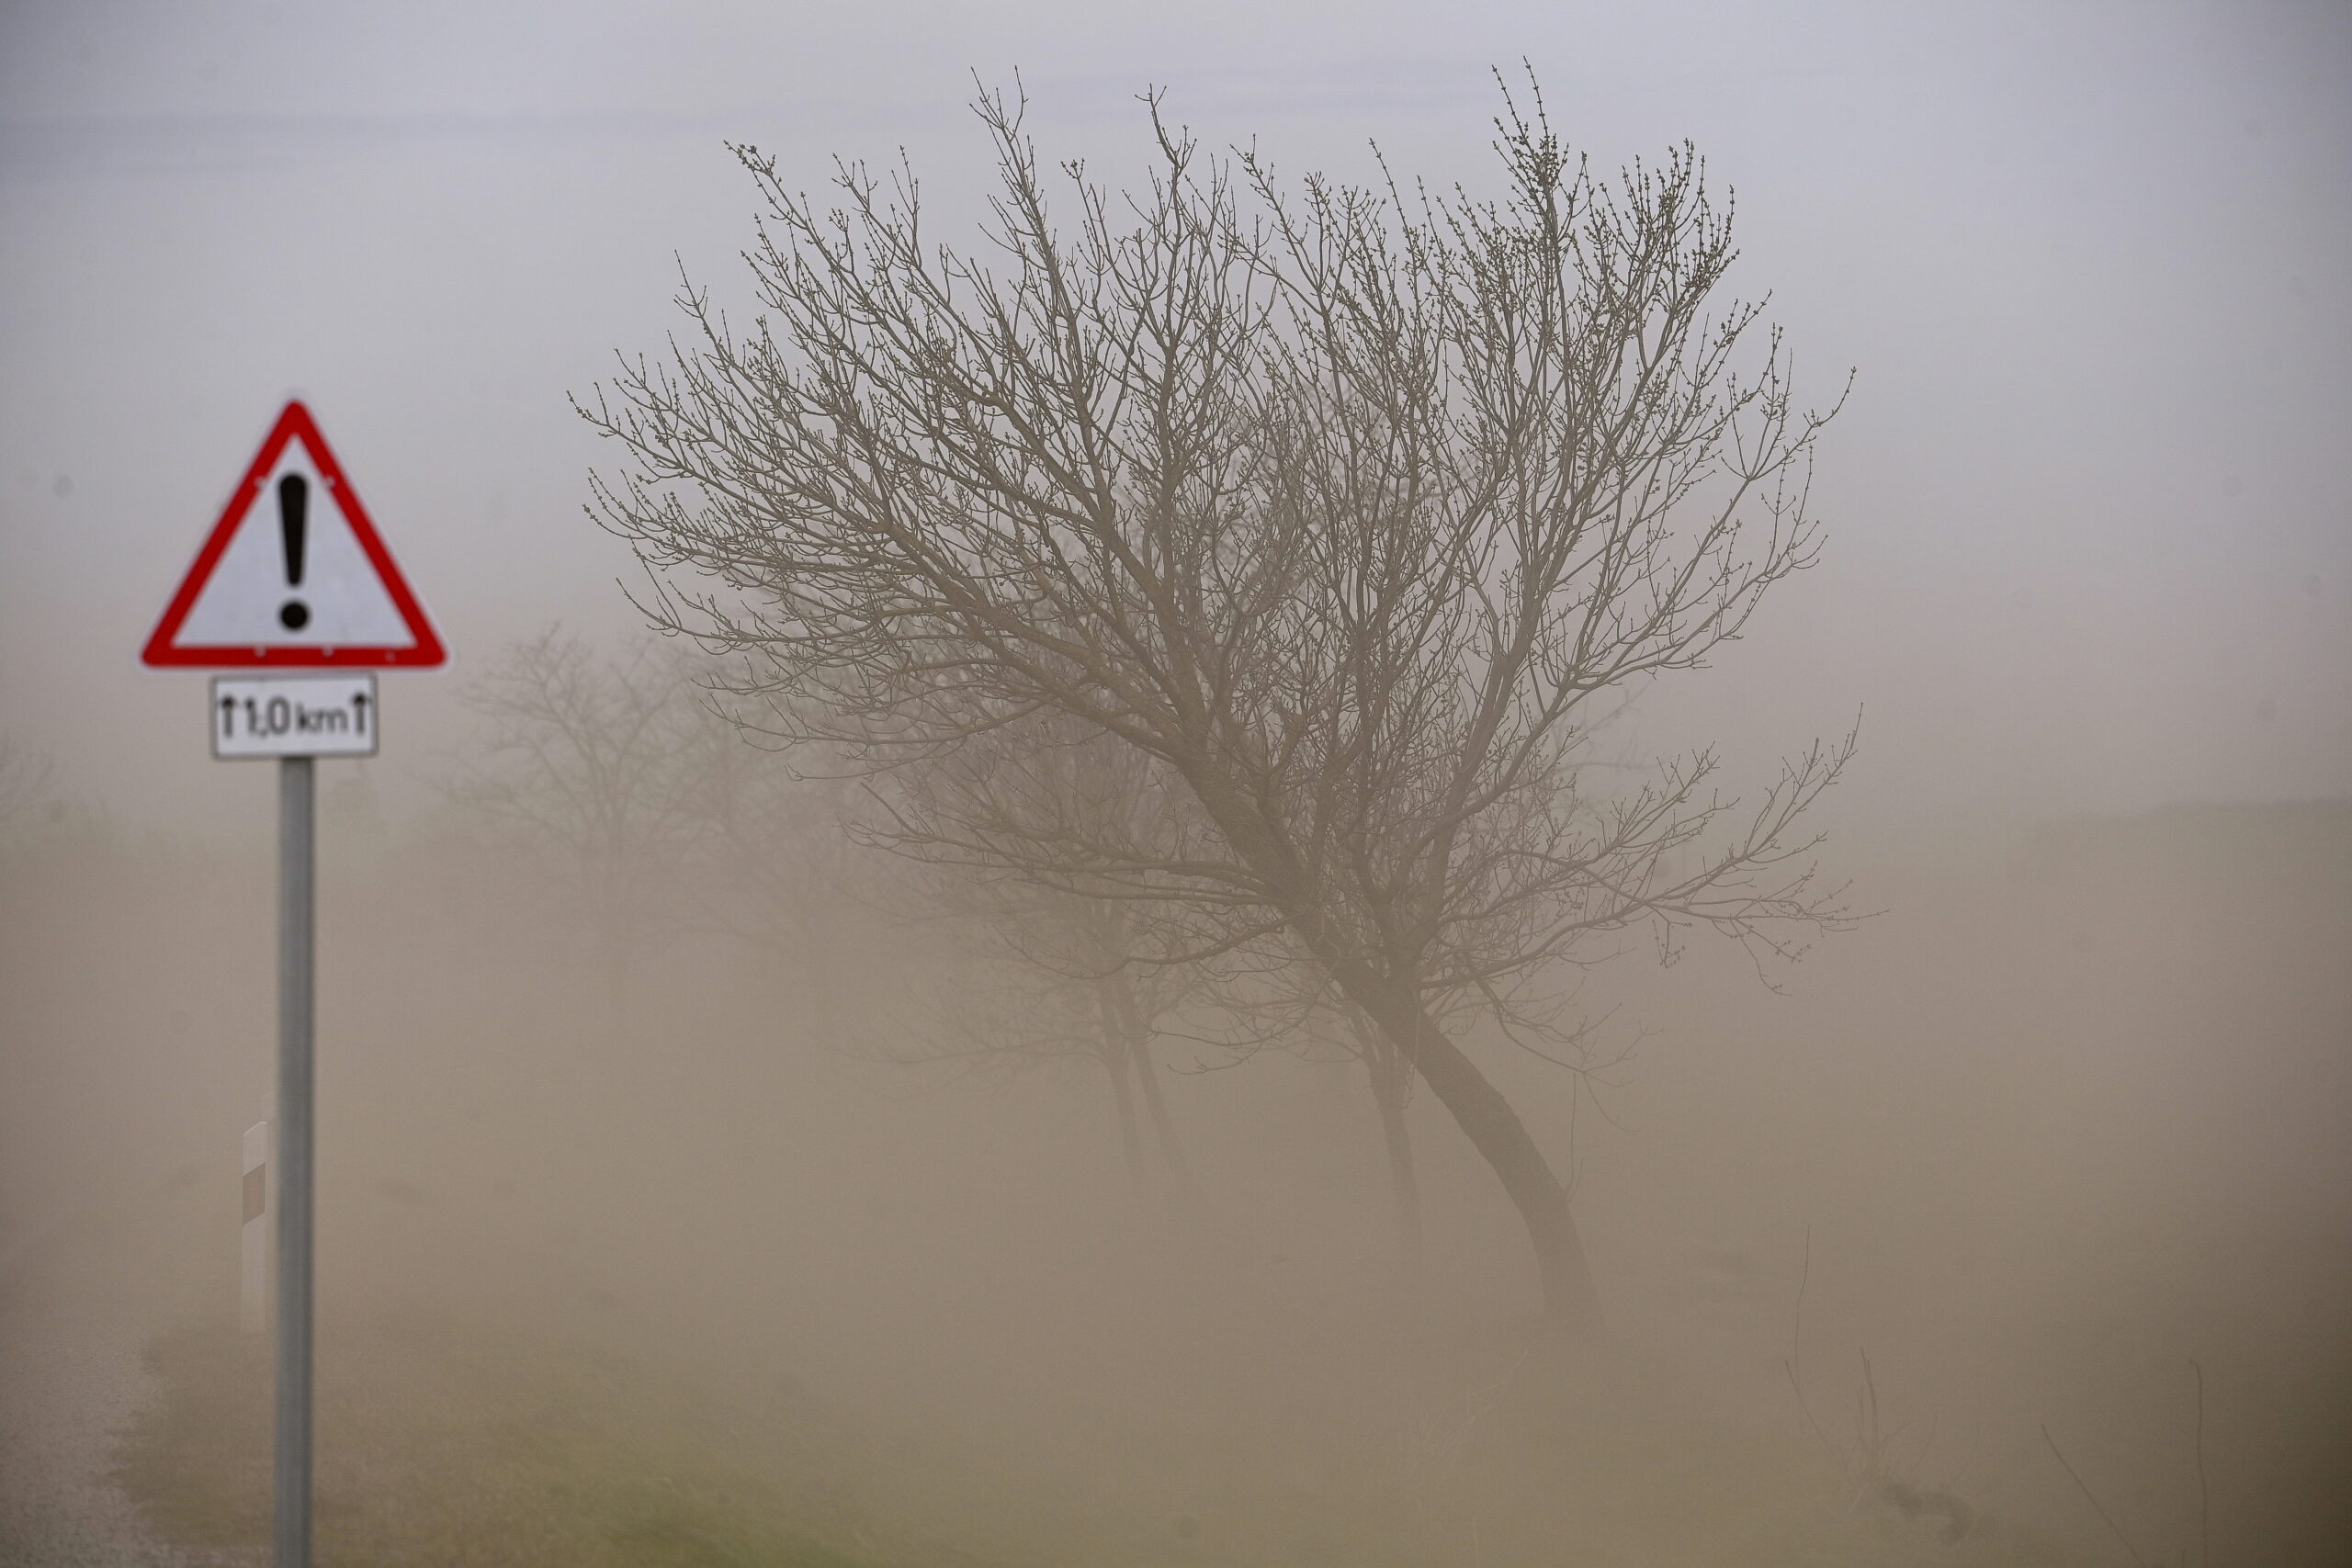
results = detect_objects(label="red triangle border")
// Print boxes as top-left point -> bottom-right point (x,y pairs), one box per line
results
141,400 -> 447,668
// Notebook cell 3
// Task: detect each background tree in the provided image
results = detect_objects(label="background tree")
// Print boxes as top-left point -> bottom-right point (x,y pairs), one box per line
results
675,699 -> 865,1043
1278,954 -> 1432,1264
860,712 -> 1207,1201
887,874 -> 1200,1207
444,627 -> 715,1025
583,76 -> 1853,1329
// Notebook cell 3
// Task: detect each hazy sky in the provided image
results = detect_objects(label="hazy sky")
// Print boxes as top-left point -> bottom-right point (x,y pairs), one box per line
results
3,0 -> 2346,846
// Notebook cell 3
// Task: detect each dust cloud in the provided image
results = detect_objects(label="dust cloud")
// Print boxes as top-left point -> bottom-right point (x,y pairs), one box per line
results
4,5 -> 2349,1564
3,739 -> 2346,1562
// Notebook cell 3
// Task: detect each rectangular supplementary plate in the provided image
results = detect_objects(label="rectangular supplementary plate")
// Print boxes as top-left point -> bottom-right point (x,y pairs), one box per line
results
210,674 -> 379,759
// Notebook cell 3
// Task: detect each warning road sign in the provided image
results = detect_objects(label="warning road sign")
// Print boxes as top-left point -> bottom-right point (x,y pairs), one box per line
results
141,401 -> 446,668
141,400 -> 441,1568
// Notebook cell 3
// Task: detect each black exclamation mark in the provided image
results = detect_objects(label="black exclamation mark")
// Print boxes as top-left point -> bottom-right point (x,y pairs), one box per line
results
277,474 -> 310,631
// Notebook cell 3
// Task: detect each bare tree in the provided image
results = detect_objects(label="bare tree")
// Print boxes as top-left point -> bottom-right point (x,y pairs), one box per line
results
676,704 -> 866,1042
582,75 -> 1853,1328
1289,960 -> 1430,1264
888,874 -> 1199,1206
1145,935 -> 1436,1263
444,627 -> 715,1022
861,712 -> 1204,1198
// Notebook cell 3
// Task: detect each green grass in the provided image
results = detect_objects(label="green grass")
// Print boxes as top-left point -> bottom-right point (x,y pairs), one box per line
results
113,1311 -> 995,1568
115,1308 -> 2102,1566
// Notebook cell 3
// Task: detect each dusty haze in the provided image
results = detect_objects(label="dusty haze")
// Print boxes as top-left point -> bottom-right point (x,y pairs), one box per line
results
4,3 -> 2348,1564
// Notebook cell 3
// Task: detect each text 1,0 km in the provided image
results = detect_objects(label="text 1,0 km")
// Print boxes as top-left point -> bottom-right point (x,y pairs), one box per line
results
227,694 -> 355,739
209,673 -> 379,759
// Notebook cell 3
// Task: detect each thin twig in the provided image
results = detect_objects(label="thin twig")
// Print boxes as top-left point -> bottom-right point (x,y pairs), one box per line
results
1860,1348 -> 1881,1460
2041,1423 -> 2148,1568
1790,1224 -> 1810,1372
1783,1224 -> 1834,1458
2190,1359 -> 2209,1568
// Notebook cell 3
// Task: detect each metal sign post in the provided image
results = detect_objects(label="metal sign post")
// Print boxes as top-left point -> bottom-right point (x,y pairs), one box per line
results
141,401 -> 445,1568
276,755 -> 315,1566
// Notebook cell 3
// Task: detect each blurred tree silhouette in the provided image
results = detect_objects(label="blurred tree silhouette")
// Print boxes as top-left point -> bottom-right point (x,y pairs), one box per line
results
582,73 -> 1855,1329
443,628 -> 713,1021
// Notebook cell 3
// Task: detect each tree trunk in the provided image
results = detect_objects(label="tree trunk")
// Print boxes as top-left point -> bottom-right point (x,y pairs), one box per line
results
1178,783 -> 1600,1328
599,922 -> 634,1048
1097,984 -> 1150,1204
1356,982 -> 1600,1332
1111,974 -> 1193,1197
1356,1020 -> 1423,1266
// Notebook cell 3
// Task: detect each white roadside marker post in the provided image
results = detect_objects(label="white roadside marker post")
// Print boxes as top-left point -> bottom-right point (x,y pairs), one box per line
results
141,401 -> 447,1568
242,1121 -> 269,1332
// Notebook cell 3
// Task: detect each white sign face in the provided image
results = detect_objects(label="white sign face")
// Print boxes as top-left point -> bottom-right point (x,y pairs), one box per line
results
211,674 -> 379,759
175,444 -> 415,649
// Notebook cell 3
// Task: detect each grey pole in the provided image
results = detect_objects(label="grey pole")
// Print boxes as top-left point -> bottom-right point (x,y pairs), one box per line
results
275,755 -> 314,1568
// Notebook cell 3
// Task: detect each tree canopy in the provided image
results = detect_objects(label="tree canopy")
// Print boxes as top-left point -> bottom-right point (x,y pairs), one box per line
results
582,75 -> 1854,1327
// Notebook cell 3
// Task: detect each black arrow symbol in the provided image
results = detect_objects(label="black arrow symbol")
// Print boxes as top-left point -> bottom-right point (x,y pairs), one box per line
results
351,691 -> 369,735
219,694 -> 236,737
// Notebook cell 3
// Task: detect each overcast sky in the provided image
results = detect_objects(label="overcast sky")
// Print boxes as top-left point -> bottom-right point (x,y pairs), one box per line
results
2,0 -> 2346,849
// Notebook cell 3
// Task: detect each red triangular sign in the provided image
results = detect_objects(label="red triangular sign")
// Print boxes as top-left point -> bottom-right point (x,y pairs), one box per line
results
142,401 -> 446,668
